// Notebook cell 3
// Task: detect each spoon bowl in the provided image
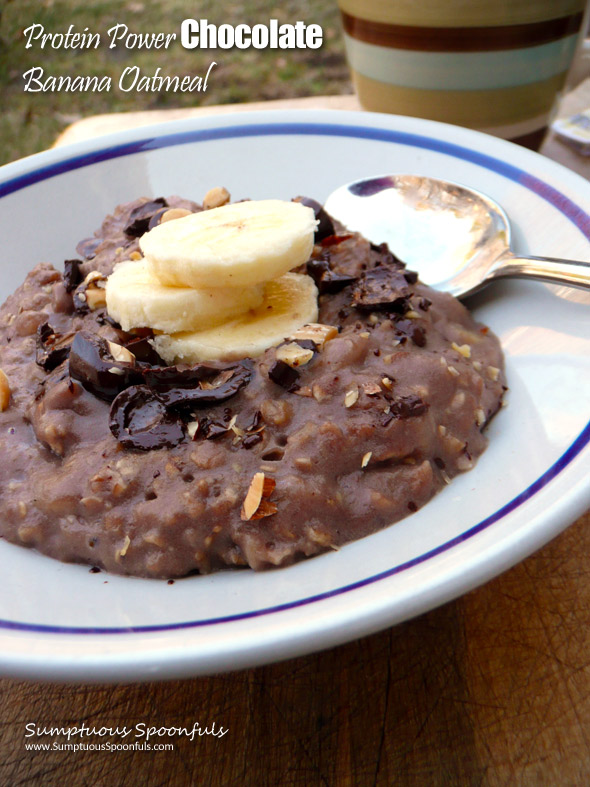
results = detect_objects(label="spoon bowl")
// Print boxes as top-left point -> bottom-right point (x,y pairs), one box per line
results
324,175 -> 590,298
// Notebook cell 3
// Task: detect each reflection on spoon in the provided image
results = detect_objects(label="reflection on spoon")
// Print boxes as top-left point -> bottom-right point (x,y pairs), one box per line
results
324,175 -> 590,299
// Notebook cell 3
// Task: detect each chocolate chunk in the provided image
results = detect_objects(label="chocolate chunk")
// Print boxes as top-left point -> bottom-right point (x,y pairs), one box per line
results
123,336 -> 165,366
419,298 -> 432,311
306,258 -> 356,295
72,291 -> 89,315
63,259 -> 83,293
394,319 -> 427,347
95,312 -> 121,329
242,432 -> 263,449
199,416 -> 231,440
143,364 -> 227,391
198,416 -> 235,440
37,322 -> 56,348
36,323 -> 73,372
390,395 -> 429,419
124,198 -> 168,237
411,326 -> 426,347
69,332 -> 140,401
371,242 -> 405,268
93,314 -> 139,347
245,410 -> 262,431
268,360 -> 300,392
352,264 -> 411,312
292,196 -> 335,241
144,362 -> 252,407
197,409 -> 234,440
75,237 -> 101,260
403,270 -> 419,285
148,207 -> 170,231
109,385 -> 186,450
381,395 -> 428,425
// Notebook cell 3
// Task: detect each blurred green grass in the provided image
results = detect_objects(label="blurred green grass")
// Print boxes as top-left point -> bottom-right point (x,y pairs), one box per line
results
0,0 -> 351,165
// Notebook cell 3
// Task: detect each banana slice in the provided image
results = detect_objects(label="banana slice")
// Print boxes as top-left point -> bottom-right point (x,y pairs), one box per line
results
140,199 -> 317,289
153,273 -> 319,363
105,259 -> 264,334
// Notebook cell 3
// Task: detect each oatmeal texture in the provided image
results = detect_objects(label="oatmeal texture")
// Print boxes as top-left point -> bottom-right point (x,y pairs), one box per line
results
0,196 -> 506,577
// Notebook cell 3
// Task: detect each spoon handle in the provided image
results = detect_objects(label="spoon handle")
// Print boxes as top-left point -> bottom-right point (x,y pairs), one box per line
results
491,253 -> 590,291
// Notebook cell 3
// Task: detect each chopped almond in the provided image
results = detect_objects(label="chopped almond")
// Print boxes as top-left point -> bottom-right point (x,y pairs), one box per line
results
451,341 -> 471,358
276,342 -> 314,368
262,476 -> 276,498
203,186 -> 230,210
294,385 -> 313,398
83,270 -> 105,286
241,472 -> 265,520
312,385 -> 330,403
344,388 -> 359,408
362,382 -> 381,396
160,207 -> 192,223
107,341 -> 135,364
250,499 -> 278,520
0,369 -> 10,411
85,287 -> 107,310
290,323 -> 338,349
115,534 -> 131,562
241,472 -> 277,521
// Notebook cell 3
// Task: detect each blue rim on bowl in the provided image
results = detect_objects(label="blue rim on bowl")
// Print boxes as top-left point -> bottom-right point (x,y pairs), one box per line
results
0,118 -> 588,637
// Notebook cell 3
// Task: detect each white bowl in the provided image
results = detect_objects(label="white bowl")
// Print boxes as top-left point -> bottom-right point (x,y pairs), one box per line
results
0,109 -> 589,682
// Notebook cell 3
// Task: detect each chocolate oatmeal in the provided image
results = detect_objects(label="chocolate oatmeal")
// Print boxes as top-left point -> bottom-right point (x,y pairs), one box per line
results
0,194 -> 506,577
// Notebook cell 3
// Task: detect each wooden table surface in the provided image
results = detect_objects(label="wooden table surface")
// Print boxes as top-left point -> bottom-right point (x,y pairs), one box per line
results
2,89 -> 590,786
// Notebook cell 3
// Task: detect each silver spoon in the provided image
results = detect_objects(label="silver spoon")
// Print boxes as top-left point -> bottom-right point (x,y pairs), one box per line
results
323,174 -> 590,298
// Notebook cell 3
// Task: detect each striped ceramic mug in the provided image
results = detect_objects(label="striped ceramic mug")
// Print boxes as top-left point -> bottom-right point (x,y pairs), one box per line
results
339,0 -> 589,148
